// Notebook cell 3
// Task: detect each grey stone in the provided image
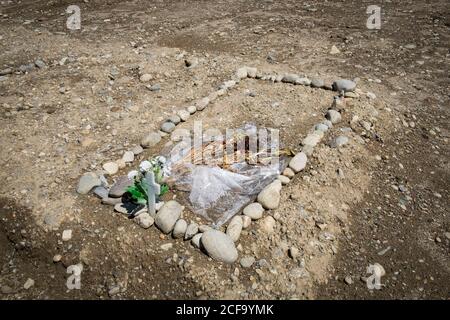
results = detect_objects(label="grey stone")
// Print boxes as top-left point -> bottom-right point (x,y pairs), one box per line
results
93,186 -> 109,199
109,176 -> 133,198
243,202 -> 264,220
325,109 -> 342,124
34,59 -> 46,68
141,132 -> 161,148
226,216 -> 243,242
311,78 -> 324,88
191,233 -> 202,249
257,180 -> 282,210
201,230 -> 238,264
168,115 -> 181,124
177,109 -> 190,121
240,256 -> 255,268
330,136 -> 349,148
122,151 -> 134,163
77,172 -> 101,194
332,79 -> 356,92
134,213 -> 154,229
281,73 -> 299,84
184,222 -> 199,240
289,152 -> 307,173
315,123 -> 329,132
147,84 -> 160,91
195,97 -> 209,111
161,122 -> 176,133
155,200 -> 182,234
173,219 -> 188,238
187,106 -> 197,114
132,145 -> 144,155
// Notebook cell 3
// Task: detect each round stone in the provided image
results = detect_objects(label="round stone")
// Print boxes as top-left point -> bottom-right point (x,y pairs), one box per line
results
200,230 -> 238,264
134,213 -> 154,229
155,200 -> 182,234
243,203 -> 264,220
177,110 -> 190,121
161,122 -> 176,133
195,97 -> 209,111
282,167 -> 295,178
289,152 -> 307,173
278,175 -> 290,185
191,233 -> 202,249
257,180 -> 282,210
172,219 -> 188,238
187,106 -> 197,114
326,109 -> 342,124
311,78 -> 324,88
332,79 -> 356,92
168,115 -> 181,124
141,132 -> 161,148
242,215 -> 251,229
330,136 -> 349,148
260,216 -> 276,234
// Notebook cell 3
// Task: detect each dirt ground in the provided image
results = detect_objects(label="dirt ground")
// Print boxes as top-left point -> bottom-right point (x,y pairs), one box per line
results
0,0 -> 448,299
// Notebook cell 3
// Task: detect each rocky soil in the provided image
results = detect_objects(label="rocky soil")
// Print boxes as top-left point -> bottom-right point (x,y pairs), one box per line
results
0,0 -> 448,299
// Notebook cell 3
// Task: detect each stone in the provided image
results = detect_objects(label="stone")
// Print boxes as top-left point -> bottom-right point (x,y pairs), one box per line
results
171,128 -> 191,142
141,132 -> 161,148
226,216 -> 243,242
295,77 -> 311,86
257,180 -> 282,210
173,219 -> 188,238
187,106 -> 197,114
161,122 -> 176,133
330,45 -> 340,55
195,97 -> 210,111
102,197 -> 122,205
201,230 -> 238,264
185,223 -> 199,240
330,136 -> 349,148
344,276 -> 353,285
116,159 -> 126,169
289,247 -> 299,259
35,59 -> 46,68
281,73 -> 299,84
53,254 -> 62,263
311,78 -> 324,88
278,175 -> 290,185
132,145 -> 144,155
147,84 -> 160,92
191,233 -> 202,249
109,176 -> 133,198
185,57 -> 198,68
283,167 -> 295,178
243,203 -> 264,220
240,256 -> 255,268
247,67 -> 257,78
168,114 -> 181,124
114,203 -> 128,214
325,109 -> 342,124
62,229 -> 72,241
160,243 -> 173,251
177,109 -> 190,121
134,213 -> 154,229
77,172 -> 101,194
236,67 -> 248,79
332,79 -> 356,92
315,123 -> 329,132
289,152 -> 307,173
155,200 -> 182,234
103,162 -> 119,175
93,186 -> 109,199
23,278 -> 35,290
140,74 -> 152,82
122,151 -> 134,163
260,216 -> 276,234
242,215 -> 251,229
302,133 -> 321,147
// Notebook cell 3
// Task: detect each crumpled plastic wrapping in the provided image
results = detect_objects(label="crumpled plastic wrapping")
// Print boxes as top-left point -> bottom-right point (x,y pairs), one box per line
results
163,123 -> 287,227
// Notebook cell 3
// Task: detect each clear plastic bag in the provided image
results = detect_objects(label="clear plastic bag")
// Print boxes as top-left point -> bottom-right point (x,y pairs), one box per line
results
164,124 -> 287,227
